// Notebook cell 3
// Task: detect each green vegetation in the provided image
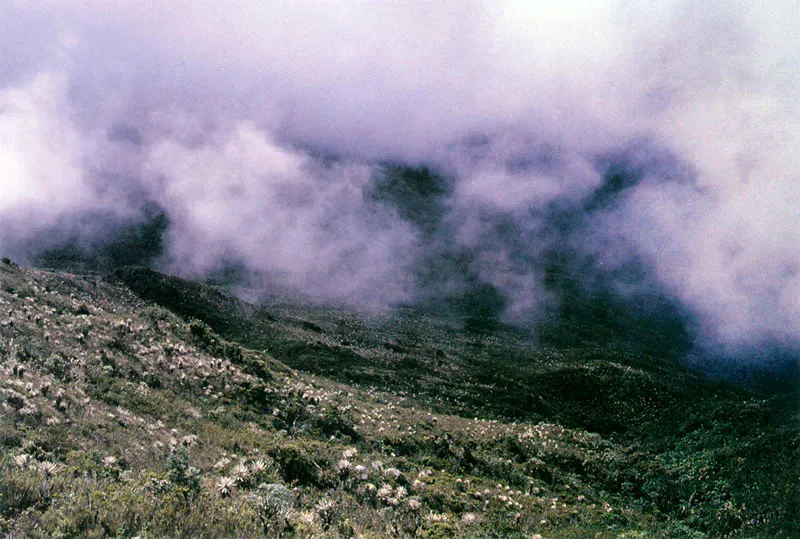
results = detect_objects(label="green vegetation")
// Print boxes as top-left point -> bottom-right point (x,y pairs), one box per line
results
0,259 -> 797,537
32,207 -> 169,273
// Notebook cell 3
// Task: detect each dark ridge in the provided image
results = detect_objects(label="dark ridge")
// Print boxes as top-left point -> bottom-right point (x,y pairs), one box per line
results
105,265 -> 755,434
539,259 -> 695,359
33,205 -> 168,273
106,266 -> 259,340
369,164 -> 451,235
586,138 -> 697,213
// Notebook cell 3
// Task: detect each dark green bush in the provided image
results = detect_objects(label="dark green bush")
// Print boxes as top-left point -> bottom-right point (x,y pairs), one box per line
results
166,447 -> 202,500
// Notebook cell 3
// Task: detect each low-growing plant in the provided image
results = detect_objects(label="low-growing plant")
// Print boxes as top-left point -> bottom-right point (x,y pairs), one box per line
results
248,483 -> 296,536
166,447 -> 202,500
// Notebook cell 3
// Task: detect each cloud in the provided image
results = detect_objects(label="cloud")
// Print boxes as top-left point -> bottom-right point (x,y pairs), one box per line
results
1,1 -> 798,353
143,122 -> 419,308
0,72 -> 97,247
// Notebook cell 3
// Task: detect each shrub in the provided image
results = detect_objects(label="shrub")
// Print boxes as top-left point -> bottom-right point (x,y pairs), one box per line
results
248,483 -> 296,536
166,448 -> 202,500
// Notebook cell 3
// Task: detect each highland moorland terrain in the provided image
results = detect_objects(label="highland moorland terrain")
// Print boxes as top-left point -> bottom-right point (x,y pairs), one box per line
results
0,259 -> 797,538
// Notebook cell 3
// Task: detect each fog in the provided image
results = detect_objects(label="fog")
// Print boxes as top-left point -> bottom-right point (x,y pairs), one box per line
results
1,1 -> 798,356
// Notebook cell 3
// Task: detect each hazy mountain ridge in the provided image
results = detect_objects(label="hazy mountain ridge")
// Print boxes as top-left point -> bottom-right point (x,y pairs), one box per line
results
0,259 -> 797,537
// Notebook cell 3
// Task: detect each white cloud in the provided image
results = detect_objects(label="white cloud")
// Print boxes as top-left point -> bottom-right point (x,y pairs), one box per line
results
1,1 -> 799,350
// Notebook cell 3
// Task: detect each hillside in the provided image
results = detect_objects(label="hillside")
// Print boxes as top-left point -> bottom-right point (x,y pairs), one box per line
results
1,259 -> 797,537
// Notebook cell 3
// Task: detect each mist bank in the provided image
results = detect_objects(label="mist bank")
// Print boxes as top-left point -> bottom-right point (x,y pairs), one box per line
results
1,2 -> 799,361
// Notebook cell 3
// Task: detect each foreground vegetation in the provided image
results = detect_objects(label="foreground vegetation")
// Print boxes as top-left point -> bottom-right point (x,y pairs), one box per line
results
0,260 -> 797,537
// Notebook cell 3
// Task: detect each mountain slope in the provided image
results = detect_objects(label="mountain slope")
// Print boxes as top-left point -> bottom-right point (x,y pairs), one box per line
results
1,260 -> 797,537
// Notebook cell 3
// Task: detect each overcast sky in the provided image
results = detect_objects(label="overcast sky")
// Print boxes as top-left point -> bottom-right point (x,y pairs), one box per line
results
1,1 -> 798,353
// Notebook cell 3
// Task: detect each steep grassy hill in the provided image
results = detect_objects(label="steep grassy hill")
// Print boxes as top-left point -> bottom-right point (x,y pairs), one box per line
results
0,259 -> 797,537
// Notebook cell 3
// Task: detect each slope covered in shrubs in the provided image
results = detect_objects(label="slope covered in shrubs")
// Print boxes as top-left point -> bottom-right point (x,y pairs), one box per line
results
0,260 -> 797,537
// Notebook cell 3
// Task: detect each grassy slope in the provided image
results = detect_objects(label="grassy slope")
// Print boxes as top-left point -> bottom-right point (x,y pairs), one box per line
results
0,260 -> 797,537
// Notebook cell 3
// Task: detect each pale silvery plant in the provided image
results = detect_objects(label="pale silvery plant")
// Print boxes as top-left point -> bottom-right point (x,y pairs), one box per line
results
215,476 -> 236,497
231,462 -> 251,485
